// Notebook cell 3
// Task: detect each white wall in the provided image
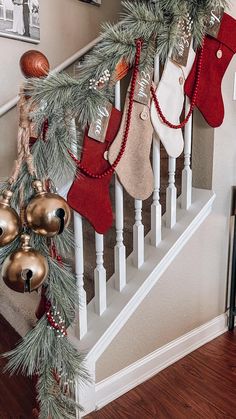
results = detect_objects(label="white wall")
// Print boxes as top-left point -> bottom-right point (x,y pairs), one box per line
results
0,0 -> 122,177
96,4 -> 236,381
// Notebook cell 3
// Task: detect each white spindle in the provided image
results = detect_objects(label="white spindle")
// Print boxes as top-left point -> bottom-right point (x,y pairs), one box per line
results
133,200 -> 144,268
151,55 -> 162,247
94,233 -> 106,315
166,157 -> 177,229
182,98 -> 193,210
114,177 -> 126,290
151,137 -> 162,246
115,80 -> 121,111
73,212 -> 87,339
114,81 -> 126,291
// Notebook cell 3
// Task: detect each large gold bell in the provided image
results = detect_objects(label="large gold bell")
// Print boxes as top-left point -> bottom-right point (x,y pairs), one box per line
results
26,180 -> 71,237
0,190 -> 21,247
2,234 -> 48,293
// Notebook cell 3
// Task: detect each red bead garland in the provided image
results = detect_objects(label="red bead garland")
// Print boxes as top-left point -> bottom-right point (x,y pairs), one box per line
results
68,39 -> 143,179
42,119 -> 49,141
151,39 -> 205,130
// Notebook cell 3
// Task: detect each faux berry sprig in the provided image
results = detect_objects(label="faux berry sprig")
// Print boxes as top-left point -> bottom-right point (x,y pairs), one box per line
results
89,69 -> 111,90
46,300 -> 67,338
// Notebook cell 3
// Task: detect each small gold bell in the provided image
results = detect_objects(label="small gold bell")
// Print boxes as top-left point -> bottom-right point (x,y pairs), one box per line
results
26,180 -> 71,237
2,234 -> 48,293
0,190 -> 21,247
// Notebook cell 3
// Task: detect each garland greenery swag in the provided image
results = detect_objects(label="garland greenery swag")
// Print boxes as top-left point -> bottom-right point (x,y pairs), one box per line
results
0,0 -> 228,418
0,149 -> 89,417
0,107 -> 86,417
27,0 -> 228,132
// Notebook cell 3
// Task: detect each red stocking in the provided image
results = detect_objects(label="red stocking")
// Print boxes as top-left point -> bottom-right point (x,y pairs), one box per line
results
67,107 -> 121,234
185,13 -> 236,128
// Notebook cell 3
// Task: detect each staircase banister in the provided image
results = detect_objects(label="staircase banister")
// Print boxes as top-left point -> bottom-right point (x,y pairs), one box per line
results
0,35 -> 101,118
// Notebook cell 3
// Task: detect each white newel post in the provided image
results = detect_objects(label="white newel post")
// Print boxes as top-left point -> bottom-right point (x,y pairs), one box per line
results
182,98 -> 193,210
73,212 -> 87,339
133,199 -> 144,268
114,81 -> 126,291
166,157 -> 177,229
76,355 -> 96,418
151,55 -> 162,247
94,233 -> 107,315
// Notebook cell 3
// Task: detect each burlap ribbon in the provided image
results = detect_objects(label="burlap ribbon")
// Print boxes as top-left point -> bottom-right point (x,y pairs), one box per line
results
9,90 -> 37,184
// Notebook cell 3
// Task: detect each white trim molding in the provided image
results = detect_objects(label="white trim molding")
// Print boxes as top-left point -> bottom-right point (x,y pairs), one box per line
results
95,313 -> 228,411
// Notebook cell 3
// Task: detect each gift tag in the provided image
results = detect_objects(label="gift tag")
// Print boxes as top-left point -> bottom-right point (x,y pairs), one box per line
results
88,101 -> 112,143
205,7 -> 224,38
133,68 -> 153,105
171,18 -> 192,67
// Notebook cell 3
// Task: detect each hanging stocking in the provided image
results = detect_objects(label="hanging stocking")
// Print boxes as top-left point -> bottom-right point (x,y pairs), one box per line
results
67,107 -> 122,234
185,13 -> 236,128
150,45 -> 196,158
108,91 -> 154,200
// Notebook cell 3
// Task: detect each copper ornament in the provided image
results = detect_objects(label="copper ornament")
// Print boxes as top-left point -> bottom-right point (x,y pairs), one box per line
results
0,190 -> 21,247
20,50 -> 50,79
2,234 -> 48,293
26,180 -> 71,237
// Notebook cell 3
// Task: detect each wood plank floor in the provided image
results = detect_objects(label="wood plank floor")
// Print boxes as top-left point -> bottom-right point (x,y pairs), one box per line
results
0,315 -> 35,419
1,314 -> 236,418
86,329 -> 236,419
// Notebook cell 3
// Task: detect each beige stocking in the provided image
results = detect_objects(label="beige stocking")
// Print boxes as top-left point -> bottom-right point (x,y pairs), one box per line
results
108,94 -> 154,200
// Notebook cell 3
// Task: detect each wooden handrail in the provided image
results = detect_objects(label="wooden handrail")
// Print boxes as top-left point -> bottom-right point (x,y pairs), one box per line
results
0,36 -> 101,117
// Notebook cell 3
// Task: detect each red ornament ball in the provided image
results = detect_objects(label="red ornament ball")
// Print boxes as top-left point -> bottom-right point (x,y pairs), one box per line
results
20,50 -> 50,78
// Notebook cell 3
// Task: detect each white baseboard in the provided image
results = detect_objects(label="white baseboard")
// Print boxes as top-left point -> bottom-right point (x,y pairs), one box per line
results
95,313 -> 228,411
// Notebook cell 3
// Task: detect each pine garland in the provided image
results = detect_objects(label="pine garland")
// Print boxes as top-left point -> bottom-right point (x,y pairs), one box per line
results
0,104 -> 88,417
27,0 -> 228,131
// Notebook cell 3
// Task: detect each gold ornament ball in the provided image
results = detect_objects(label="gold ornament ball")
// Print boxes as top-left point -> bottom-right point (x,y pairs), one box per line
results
26,180 -> 71,237
2,234 -> 48,293
20,50 -> 50,79
0,190 -> 21,247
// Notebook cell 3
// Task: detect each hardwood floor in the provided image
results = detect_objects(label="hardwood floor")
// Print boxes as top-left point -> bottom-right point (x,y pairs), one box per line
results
0,315 -> 35,419
1,315 -> 236,419
86,330 -> 236,419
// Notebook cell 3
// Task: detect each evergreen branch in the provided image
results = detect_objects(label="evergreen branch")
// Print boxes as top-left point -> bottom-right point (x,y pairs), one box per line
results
37,365 -> 83,419
46,258 -> 78,325
53,225 -> 75,257
4,316 -> 88,418
0,236 -> 20,266
26,0 -> 229,129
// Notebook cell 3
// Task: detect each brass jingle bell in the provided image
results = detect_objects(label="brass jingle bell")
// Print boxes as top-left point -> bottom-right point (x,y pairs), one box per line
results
26,180 -> 71,237
0,190 -> 21,247
2,234 -> 48,293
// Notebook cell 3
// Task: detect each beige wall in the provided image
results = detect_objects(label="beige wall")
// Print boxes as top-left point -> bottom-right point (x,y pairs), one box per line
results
96,4 -> 236,381
0,0 -> 122,177
0,0 -> 122,105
